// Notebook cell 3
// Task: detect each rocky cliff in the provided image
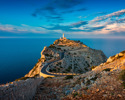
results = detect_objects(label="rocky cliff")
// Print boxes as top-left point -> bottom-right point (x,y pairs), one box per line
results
0,77 -> 43,100
33,50 -> 125,100
25,38 -> 107,77
1,38 -> 125,100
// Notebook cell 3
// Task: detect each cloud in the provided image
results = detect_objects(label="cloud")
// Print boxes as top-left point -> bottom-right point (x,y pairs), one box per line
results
42,21 -> 105,32
41,21 -> 88,32
41,9 -> 125,35
0,23 -> 48,34
91,9 -> 125,23
61,8 -> 87,14
33,0 -> 84,15
115,18 -> 125,23
32,0 -> 86,24
70,21 -> 88,27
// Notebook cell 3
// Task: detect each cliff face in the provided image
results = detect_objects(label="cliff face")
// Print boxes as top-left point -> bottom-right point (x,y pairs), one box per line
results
25,38 -> 107,77
0,78 -> 43,100
33,50 -> 125,100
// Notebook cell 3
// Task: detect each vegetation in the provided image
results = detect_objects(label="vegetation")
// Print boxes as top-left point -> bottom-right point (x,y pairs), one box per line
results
49,44 -> 55,48
86,80 -> 91,85
119,70 -> 125,88
64,75 -> 73,80
45,54 -> 49,56
103,68 -> 111,71
84,67 -> 88,71
91,66 -> 97,70
90,76 -> 97,81
50,69 -> 56,72
72,92 -> 78,98
66,66 -> 72,72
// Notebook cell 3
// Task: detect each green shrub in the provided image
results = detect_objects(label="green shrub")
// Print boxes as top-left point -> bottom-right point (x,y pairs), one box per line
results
119,70 -> 125,88
103,68 -> 111,71
122,82 -> 125,89
49,45 -> 55,48
119,70 -> 125,81
45,54 -> 49,56
86,80 -> 91,85
64,75 -> 73,80
91,66 -> 97,70
72,92 -> 78,98
84,67 -> 88,71
90,76 -> 97,81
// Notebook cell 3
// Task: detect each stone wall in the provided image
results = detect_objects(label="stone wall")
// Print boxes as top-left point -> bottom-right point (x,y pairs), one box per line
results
0,77 -> 43,100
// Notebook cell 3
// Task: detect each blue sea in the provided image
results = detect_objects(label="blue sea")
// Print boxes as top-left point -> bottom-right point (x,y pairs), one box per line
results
0,38 -> 125,84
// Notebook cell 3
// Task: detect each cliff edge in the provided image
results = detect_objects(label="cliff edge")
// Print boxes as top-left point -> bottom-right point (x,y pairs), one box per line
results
33,50 -> 125,100
25,38 -> 107,77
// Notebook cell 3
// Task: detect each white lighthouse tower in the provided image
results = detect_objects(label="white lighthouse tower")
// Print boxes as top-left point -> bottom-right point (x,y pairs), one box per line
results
63,33 -> 65,38
60,33 -> 66,39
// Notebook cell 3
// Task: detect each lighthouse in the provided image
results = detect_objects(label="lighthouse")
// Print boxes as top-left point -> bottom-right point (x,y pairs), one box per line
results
60,33 -> 66,39
63,33 -> 65,38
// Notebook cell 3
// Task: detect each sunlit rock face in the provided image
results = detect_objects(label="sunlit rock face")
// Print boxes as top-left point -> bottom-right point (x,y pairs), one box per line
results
25,38 -> 107,77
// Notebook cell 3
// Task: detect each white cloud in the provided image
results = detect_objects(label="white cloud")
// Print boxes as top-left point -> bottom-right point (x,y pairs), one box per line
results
91,9 -> 125,23
0,23 -> 48,33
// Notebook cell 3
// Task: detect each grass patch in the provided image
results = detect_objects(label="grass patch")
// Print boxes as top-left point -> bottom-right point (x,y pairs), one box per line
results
64,75 -> 73,80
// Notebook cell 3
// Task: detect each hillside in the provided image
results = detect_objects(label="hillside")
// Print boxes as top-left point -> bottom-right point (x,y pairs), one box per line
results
0,37 -> 125,100
33,50 -> 125,100
25,37 -> 107,77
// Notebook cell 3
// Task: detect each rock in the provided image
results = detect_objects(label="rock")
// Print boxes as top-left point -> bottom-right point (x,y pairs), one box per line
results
119,53 -> 124,57
107,57 -> 113,63
115,54 -> 119,58
110,86 -> 114,90
103,94 -> 107,97
96,89 -> 100,92
117,94 -> 122,98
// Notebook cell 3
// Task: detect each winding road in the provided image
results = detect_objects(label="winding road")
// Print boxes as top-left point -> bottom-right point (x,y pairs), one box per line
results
40,48 -> 84,76
41,52 -> 67,76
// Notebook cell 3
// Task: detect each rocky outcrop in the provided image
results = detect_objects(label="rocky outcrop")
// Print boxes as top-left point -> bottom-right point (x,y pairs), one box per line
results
24,60 -> 42,78
0,77 -> 43,100
25,38 -> 107,77
106,50 -> 125,64
47,38 -> 107,73
33,50 -> 125,100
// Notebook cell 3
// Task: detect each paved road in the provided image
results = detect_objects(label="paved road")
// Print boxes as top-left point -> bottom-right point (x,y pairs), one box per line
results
41,52 -> 65,76
41,49 -> 82,76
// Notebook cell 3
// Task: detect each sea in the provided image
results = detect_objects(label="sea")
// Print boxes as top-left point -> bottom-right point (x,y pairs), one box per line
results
0,38 -> 125,84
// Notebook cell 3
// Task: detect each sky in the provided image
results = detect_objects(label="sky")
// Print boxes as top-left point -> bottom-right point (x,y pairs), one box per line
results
0,0 -> 125,38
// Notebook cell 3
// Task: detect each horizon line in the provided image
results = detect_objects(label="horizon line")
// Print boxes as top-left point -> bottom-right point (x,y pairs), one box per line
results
0,36 -> 125,39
